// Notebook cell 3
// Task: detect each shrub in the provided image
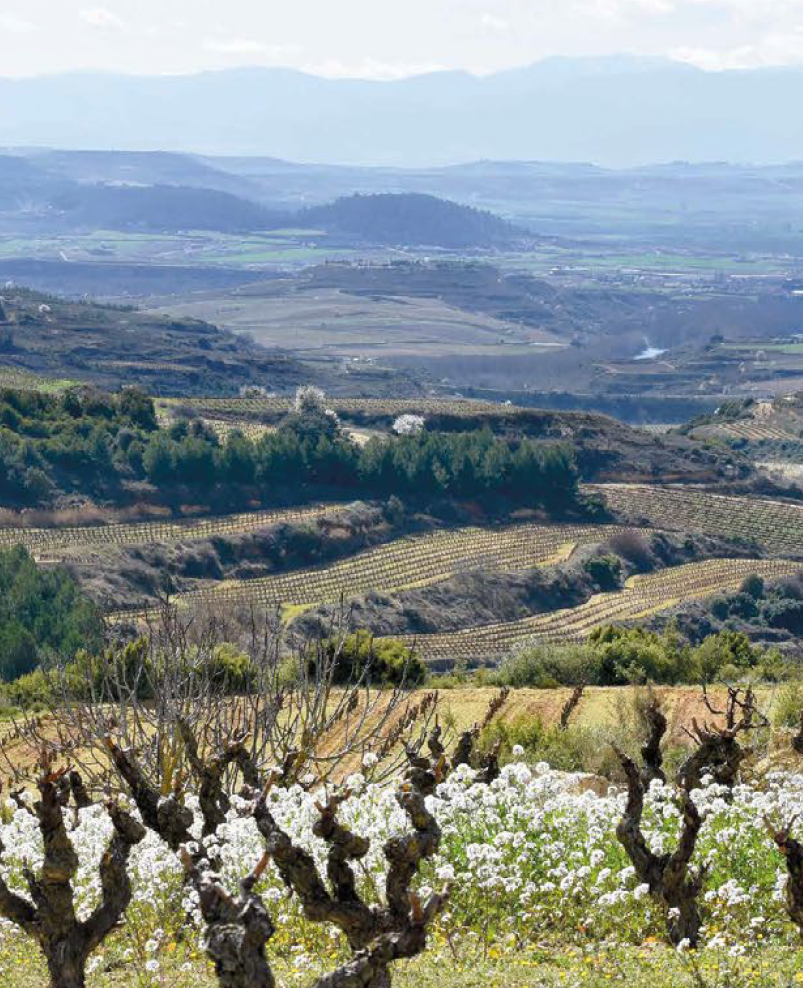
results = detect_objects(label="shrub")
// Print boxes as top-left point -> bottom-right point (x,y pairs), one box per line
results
479,714 -> 621,777
584,553 -> 622,590
493,644 -> 601,688
774,679 -> 803,728
740,574 -> 766,599
763,598 -> 803,634
315,631 -> 426,686
589,626 -> 694,685
606,531 -> 654,570
691,630 -> 760,683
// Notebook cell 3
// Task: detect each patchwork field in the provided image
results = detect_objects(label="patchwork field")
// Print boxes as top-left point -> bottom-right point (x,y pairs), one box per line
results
148,285 -> 564,359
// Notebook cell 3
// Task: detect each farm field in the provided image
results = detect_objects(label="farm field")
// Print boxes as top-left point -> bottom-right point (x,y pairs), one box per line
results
398,683 -> 785,739
172,522 -> 636,613
695,418 -> 793,441
148,284 -> 564,359
399,557 -> 800,664
0,682 -> 784,788
2,709 -> 802,988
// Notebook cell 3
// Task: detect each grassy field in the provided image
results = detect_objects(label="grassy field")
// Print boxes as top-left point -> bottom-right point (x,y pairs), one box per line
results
2,944 -> 800,988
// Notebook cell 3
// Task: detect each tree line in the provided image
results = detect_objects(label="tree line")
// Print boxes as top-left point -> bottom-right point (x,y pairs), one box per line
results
0,384 -> 580,511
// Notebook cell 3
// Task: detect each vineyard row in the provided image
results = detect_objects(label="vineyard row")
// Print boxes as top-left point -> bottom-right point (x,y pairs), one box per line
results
399,557 -> 800,664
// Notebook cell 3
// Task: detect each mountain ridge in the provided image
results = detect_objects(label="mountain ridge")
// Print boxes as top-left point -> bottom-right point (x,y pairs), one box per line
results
4,56 -> 803,166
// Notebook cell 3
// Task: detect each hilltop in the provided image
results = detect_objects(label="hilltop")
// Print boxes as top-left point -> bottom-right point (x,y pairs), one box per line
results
0,288 -> 305,396
0,156 -> 523,249
302,193 -> 526,249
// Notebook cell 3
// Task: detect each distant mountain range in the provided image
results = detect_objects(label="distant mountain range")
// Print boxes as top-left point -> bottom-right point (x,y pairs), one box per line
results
3,56 -> 803,166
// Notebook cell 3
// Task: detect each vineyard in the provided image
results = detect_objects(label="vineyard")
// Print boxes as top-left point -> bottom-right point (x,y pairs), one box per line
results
587,482 -> 803,557
695,419 -> 793,442
163,396 -> 508,422
171,522 -> 637,613
399,556 -> 800,664
0,501 -> 336,560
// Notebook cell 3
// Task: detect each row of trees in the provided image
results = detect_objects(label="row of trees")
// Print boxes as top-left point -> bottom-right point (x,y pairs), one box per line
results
0,383 -> 580,511
143,419 -> 579,508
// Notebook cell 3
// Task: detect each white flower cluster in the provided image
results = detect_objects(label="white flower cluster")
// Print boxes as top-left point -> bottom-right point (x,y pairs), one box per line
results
1,760 -> 802,961
392,414 -> 425,436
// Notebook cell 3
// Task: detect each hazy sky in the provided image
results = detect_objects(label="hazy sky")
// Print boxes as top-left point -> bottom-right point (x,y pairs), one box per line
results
3,0 -> 803,78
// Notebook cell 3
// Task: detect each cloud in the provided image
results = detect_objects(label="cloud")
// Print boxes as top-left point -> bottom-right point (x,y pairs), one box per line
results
672,26 -> 803,69
0,14 -> 36,34
80,7 -> 126,30
481,13 -> 510,32
302,58 -> 449,80
203,39 -> 304,61
204,39 -> 272,55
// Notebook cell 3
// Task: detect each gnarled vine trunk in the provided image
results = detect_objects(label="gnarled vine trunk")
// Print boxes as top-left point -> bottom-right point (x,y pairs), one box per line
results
0,765 -> 145,988
616,750 -> 706,947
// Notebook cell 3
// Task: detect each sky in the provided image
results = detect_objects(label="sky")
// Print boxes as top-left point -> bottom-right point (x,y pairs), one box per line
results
2,0 -> 803,79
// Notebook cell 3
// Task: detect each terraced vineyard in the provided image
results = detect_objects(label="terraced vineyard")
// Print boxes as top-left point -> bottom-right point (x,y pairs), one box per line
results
0,501 -> 337,560
400,557 -> 800,665
165,395 -> 515,424
198,417 -> 276,442
588,483 -> 803,557
697,419 -> 793,441
165,522 -> 638,614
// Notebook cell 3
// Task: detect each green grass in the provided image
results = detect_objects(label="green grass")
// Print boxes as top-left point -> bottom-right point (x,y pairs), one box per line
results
2,943 -> 802,987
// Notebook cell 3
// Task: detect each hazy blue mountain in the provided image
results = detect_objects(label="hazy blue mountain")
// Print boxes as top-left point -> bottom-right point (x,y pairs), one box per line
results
3,57 -> 803,166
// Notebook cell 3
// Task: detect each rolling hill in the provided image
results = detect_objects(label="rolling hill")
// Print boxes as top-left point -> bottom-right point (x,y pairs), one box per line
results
302,193 -> 525,248
0,159 -> 525,247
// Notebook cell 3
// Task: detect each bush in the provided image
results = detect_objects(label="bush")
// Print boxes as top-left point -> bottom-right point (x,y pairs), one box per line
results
584,554 -> 622,590
589,626 -> 694,686
774,679 -> 803,728
740,574 -> 766,599
763,599 -> 803,634
315,632 -> 426,686
691,630 -> 760,684
478,714 -> 621,777
606,531 -> 654,570
493,644 -> 601,688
